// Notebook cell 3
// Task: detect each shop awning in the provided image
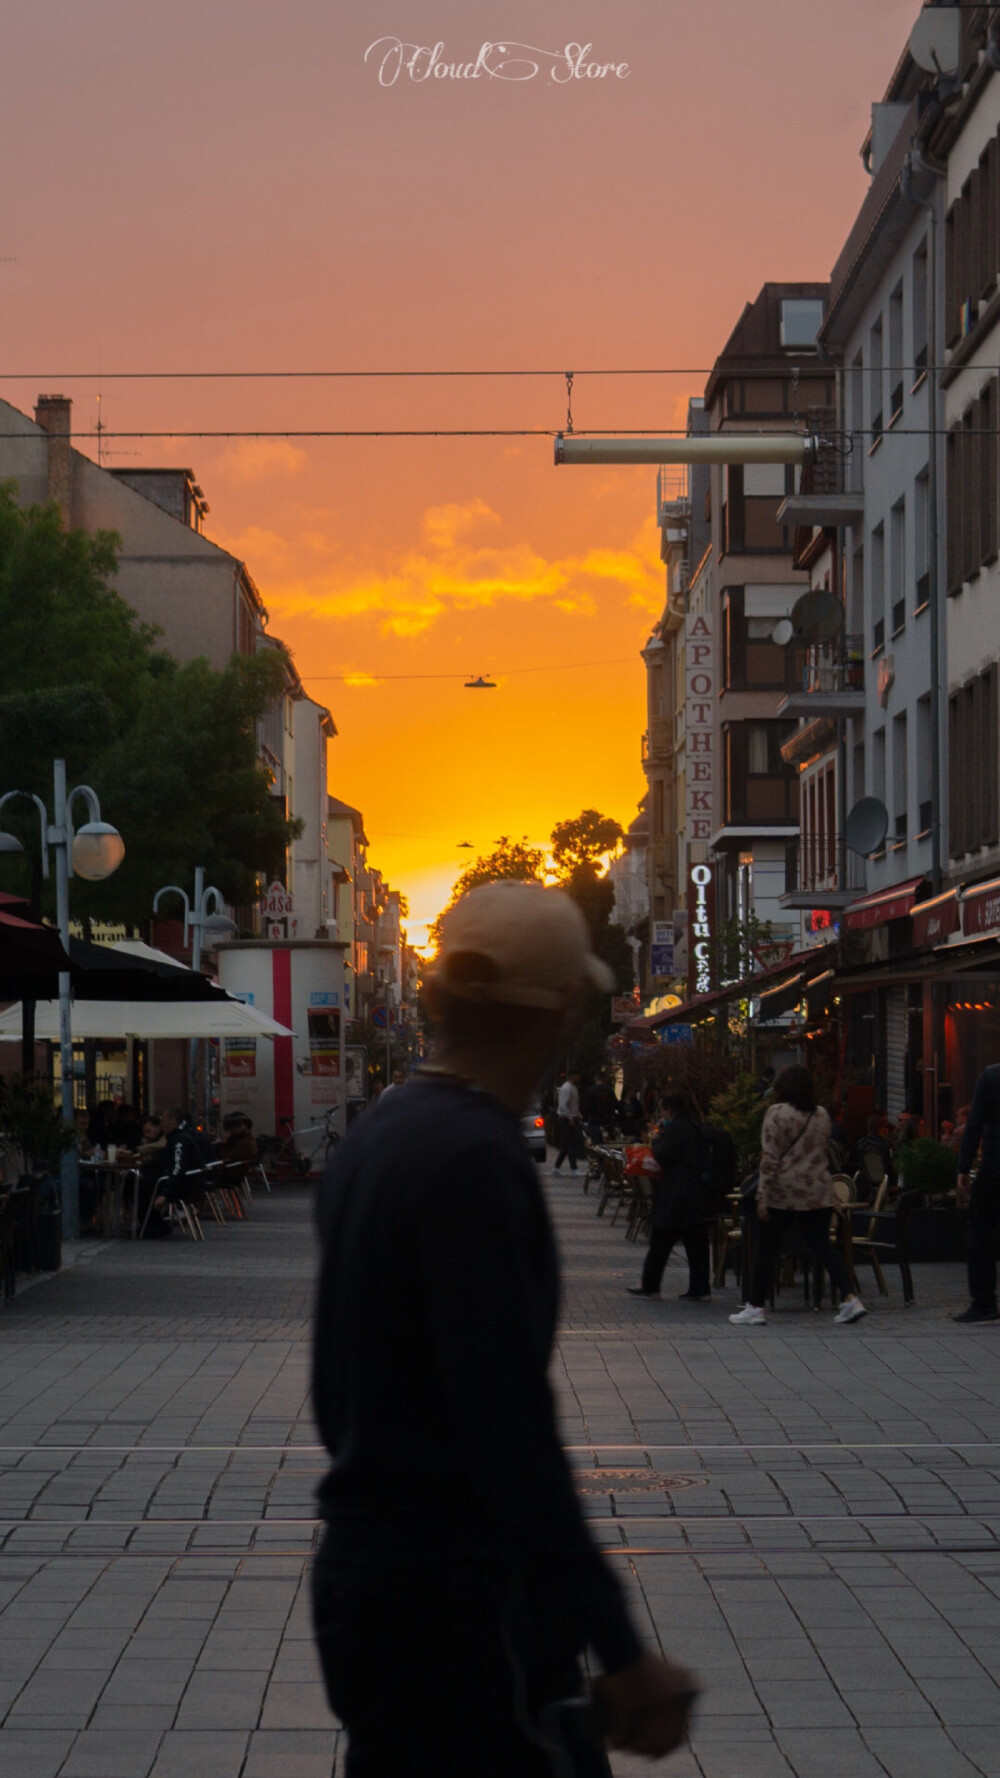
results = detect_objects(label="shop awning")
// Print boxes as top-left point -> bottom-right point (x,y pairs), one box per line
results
757,972 -> 806,1022
843,875 -> 926,931
913,888 -> 961,949
962,875 -> 1000,940
629,944 -> 836,1032
0,994 -> 294,1042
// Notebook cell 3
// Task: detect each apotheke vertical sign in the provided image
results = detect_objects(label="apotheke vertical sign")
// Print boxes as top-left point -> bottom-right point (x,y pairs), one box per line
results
685,611 -> 715,844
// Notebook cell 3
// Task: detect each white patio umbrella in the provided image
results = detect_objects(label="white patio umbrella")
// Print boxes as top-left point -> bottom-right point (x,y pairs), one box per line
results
0,994 -> 294,1042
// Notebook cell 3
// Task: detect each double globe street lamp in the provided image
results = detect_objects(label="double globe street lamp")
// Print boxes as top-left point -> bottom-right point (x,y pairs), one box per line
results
0,759 -> 125,1239
153,867 -> 237,1114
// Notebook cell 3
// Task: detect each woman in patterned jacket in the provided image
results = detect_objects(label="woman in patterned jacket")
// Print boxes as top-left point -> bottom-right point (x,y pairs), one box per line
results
730,1066 -> 867,1328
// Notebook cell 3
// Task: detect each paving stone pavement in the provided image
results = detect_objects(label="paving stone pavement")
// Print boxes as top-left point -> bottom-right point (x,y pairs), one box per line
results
2,1162 -> 1000,1776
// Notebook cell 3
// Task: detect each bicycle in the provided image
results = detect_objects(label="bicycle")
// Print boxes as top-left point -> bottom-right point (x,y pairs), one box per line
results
267,1110 -> 341,1181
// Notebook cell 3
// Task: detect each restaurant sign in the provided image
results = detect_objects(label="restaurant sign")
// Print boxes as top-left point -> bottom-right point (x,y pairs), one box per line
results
687,862 -> 716,999
962,876 -> 1000,939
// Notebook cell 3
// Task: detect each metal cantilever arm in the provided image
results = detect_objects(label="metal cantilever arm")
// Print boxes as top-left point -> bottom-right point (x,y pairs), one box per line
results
0,790 -> 52,877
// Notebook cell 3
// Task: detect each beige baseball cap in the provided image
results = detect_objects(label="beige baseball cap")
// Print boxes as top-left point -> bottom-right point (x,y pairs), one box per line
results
431,881 -> 615,1010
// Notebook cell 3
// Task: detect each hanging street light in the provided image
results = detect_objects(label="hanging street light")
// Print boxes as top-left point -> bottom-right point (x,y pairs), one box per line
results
0,761 -> 125,1240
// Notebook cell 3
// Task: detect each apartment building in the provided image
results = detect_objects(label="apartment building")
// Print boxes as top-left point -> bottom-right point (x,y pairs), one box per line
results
698,285 -> 828,943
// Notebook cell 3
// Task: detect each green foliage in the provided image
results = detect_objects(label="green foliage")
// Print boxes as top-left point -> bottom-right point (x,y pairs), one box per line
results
0,1073 -> 76,1174
82,650 -> 298,923
550,809 -> 624,876
0,489 -> 299,923
897,1136 -> 958,1197
714,913 -> 777,986
708,1072 -> 766,1177
429,836 -> 546,947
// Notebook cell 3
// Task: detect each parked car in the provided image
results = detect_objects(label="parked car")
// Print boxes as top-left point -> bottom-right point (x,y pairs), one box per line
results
521,1104 -> 547,1162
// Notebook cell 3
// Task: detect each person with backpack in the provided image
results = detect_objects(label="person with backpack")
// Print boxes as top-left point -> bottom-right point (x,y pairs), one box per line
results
628,1090 -> 729,1301
730,1066 -> 867,1328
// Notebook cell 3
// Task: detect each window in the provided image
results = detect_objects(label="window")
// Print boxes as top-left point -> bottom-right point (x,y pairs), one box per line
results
869,317 -> 884,441
890,500 -> 905,636
889,281 -> 904,419
748,724 -> 770,775
892,712 -> 908,841
914,469 -> 929,609
946,145 -> 1000,348
872,727 -> 886,809
912,240 -> 929,376
949,665 -> 1000,857
871,522 -> 885,650
780,298 -> 824,348
916,696 -> 932,836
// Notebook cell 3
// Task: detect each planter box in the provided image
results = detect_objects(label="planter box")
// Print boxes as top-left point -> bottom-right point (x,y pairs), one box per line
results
902,1204 -> 967,1263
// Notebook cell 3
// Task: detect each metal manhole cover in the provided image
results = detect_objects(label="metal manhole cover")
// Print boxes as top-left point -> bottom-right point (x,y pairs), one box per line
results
574,1469 -> 709,1495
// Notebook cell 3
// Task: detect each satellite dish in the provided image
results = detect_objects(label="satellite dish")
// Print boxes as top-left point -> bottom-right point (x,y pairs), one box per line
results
772,618 -> 795,648
909,7 -> 961,77
845,797 -> 889,858
791,589 -> 845,646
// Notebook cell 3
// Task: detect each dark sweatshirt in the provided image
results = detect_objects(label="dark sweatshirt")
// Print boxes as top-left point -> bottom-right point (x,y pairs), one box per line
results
311,1074 -> 643,1674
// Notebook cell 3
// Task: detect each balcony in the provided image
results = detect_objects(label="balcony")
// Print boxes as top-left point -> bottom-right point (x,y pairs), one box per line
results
779,835 -> 864,912
777,635 -> 865,718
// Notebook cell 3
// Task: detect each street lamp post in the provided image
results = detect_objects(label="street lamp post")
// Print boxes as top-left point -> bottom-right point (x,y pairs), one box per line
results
153,868 -> 236,1114
0,758 -> 125,1240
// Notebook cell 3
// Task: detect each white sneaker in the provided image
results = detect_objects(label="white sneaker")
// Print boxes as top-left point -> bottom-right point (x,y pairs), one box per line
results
834,1297 -> 867,1325
729,1304 -> 766,1326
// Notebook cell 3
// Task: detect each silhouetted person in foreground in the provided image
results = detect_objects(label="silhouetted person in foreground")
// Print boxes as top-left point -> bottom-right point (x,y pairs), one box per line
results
312,882 -> 699,1776
955,1063 -> 1000,1322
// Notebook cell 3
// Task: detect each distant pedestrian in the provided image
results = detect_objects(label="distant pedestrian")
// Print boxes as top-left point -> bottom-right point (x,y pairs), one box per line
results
628,1091 -> 712,1301
730,1066 -> 866,1328
311,881 -> 699,1774
954,1065 -> 1000,1323
553,1069 -> 584,1173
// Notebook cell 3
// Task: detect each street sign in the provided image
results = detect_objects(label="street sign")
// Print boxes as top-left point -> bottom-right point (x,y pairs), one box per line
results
372,1006 -> 397,1029
260,880 -> 293,919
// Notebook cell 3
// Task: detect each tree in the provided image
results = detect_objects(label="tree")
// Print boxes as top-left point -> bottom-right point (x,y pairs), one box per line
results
428,836 -> 545,947
0,485 -> 299,924
550,809 -> 624,877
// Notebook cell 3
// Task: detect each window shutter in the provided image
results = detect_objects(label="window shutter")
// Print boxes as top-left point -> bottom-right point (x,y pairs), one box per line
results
987,378 -> 1000,565
984,139 -> 999,299
946,424 -> 961,594
962,408 -> 977,586
949,692 -> 962,858
946,204 -> 959,347
987,665 -> 1000,848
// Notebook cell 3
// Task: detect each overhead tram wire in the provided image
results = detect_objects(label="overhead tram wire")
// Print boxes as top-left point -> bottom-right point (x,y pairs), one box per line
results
0,425 -> 988,439
306,656 -> 641,682
0,363 -> 986,380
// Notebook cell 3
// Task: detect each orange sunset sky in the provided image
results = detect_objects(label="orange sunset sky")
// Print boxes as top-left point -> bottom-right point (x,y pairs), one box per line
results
4,0 -> 917,944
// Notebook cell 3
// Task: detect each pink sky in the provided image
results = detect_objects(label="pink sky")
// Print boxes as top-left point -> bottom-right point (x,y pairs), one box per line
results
3,0 -> 918,939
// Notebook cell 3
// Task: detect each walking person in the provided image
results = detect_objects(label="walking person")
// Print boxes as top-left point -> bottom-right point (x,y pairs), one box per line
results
730,1066 -> 867,1328
553,1068 -> 584,1174
311,882 -> 699,1776
954,1063 -> 1000,1322
628,1092 -> 712,1302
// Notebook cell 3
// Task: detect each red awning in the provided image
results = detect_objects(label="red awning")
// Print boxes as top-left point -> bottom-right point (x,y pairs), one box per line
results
913,888 -> 961,949
843,875 -> 926,932
962,875 -> 1000,939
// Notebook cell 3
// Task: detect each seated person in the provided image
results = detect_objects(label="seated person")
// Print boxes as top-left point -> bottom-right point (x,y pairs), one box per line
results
143,1109 -> 202,1235
857,1115 -> 895,1191
218,1115 -> 257,1168
74,1108 -> 95,1160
